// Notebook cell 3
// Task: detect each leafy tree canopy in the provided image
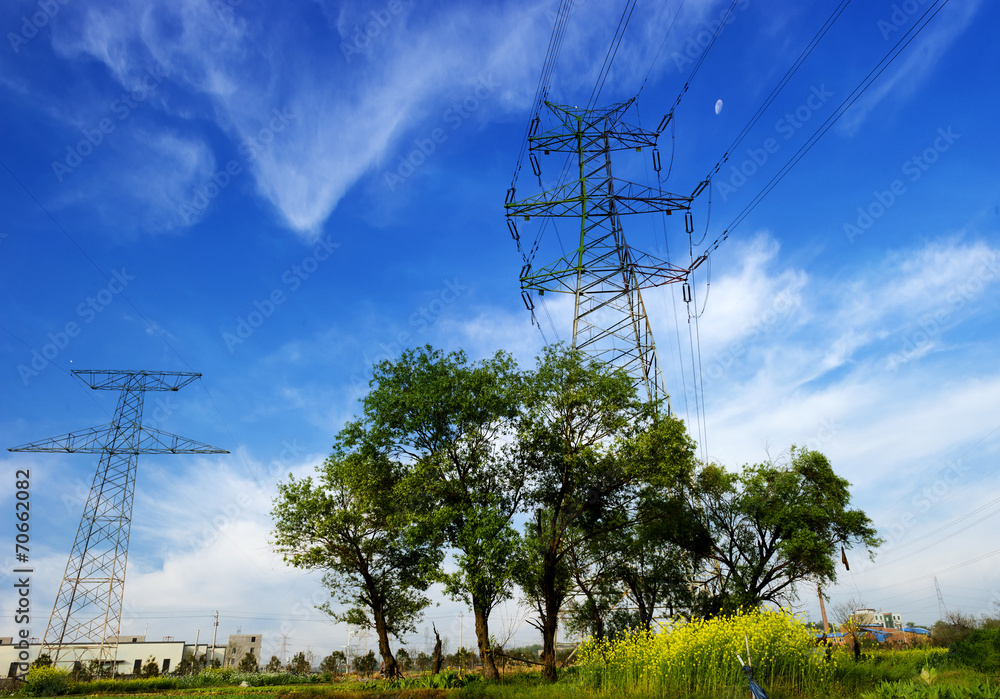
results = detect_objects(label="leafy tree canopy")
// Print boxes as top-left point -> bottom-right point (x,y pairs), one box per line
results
697,447 -> 882,615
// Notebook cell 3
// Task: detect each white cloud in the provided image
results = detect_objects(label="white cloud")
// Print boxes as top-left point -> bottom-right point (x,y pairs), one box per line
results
43,0 -> 712,238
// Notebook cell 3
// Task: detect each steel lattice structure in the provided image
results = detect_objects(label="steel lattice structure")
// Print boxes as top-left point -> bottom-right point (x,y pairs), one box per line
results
506,100 -> 692,407
8,370 -> 228,670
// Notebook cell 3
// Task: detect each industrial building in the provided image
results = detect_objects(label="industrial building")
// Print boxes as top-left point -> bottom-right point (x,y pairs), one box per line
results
0,633 -> 262,679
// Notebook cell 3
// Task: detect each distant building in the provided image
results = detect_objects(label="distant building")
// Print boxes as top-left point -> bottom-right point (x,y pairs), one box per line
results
853,608 -> 902,629
0,633 -> 261,679
223,634 -> 263,669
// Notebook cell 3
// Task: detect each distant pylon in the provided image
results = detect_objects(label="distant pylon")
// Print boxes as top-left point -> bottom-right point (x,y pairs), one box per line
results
934,576 -> 949,620
8,370 -> 228,670
505,99 -> 693,408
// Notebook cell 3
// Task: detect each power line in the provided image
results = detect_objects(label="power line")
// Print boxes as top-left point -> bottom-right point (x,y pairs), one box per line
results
587,0 -> 638,109
656,0 -> 741,134
636,0 -> 686,98
695,0 -> 854,187
695,0 -> 954,262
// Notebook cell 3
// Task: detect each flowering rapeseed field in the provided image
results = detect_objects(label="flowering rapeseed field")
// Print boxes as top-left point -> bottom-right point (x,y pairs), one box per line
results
577,607 -> 836,697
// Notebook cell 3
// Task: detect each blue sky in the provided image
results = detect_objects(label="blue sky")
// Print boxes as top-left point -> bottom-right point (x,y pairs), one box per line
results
2,0 -> 999,662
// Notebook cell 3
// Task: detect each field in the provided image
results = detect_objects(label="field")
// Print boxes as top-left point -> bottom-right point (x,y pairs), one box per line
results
10,616 -> 1000,698
7,655 -> 999,699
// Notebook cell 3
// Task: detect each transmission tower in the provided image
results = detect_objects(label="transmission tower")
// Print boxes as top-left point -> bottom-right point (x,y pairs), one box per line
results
505,99 -> 693,407
934,576 -> 949,619
8,370 -> 228,669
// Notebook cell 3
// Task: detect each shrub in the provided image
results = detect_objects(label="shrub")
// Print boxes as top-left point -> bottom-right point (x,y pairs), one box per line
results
21,666 -> 70,696
949,627 -> 1000,674
577,607 -> 836,696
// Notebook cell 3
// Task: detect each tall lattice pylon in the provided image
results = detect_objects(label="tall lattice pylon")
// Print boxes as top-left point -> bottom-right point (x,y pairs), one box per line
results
506,99 -> 693,407
8,370 -> 228,670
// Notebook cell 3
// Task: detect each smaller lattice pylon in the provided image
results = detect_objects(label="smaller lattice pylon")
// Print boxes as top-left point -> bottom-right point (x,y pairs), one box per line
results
8,370 -> 228,671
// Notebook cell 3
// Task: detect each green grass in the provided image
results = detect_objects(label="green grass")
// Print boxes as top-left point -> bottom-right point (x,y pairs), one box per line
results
13,650 -> 1000,699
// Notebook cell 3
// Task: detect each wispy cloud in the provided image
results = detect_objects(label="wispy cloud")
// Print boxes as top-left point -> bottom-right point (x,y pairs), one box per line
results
838,0 -> 983,136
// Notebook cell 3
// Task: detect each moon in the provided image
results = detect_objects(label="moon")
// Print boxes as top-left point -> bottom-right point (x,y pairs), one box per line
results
715,99 -> 723,115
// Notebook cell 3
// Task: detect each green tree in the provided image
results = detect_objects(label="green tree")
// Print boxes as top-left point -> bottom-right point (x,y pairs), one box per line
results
175,654 -> 195,675
30,653 -> 52,668
514,345 -> 692,680
353,650 -> 378,677
141,656 -> 159,678
265,655 -> 283,672
320,650 -> 346,673
696,447 -> 882,615
394,647 -> 413,673
340,346 -> 525,680
449,646 -> 473,670
287,651 -> 310,674
932,610 -> 979,647
566,417 -> 712,637
271,445 -> 442,679
238,651 -> 258,672
414,651 -> 432,672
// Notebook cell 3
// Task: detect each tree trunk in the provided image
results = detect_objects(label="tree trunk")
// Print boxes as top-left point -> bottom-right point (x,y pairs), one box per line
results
539,549 -> 561,682
431,623 -> 443,674
540,598 -> 559,682
472,598 -> 499,680
634,586 -> 653,630
372,603 -> 400,678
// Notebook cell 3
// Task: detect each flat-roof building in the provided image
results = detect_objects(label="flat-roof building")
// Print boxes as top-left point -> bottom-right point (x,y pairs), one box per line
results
0,633 -> 261,679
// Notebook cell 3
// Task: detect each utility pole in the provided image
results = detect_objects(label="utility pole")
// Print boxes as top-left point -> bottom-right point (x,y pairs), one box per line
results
459,612 -> 464,672
211,610 -> 219,667
817,584 -> 830,635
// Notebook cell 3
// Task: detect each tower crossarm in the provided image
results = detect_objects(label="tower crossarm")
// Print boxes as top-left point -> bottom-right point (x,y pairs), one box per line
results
529,100 -> 658,152
8,425 -> 113,453
9,426 -> 228,454
506,179 -> 691,219
521,244 -> 689,294
73,369 -> 201,392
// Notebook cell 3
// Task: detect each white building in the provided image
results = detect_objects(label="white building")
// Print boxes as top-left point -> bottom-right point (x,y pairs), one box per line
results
0,633 -> 260,679
853,608 -> 904,629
